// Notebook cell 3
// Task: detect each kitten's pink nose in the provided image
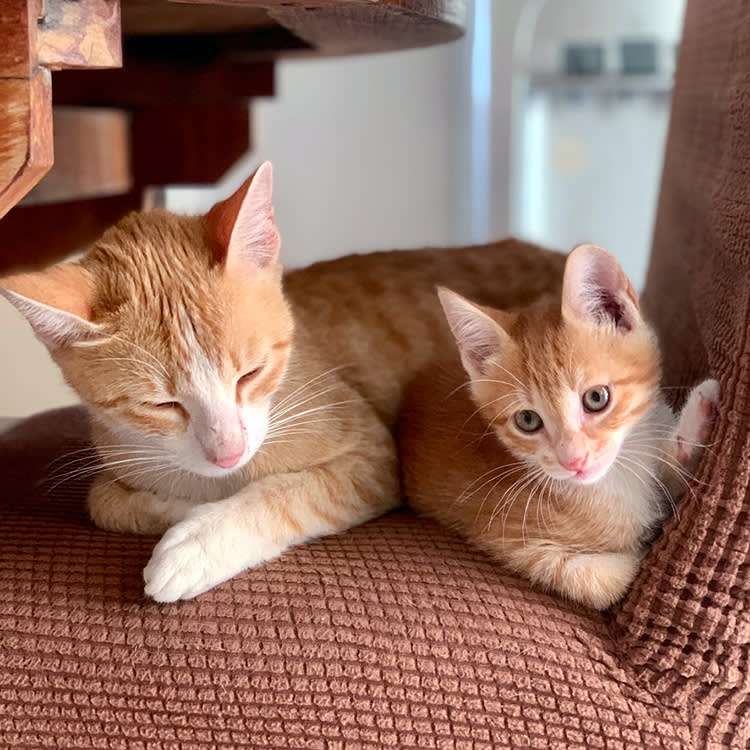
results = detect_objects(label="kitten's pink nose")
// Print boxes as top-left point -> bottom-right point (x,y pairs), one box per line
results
560,453 -> 588,473
212,451 -> 244,469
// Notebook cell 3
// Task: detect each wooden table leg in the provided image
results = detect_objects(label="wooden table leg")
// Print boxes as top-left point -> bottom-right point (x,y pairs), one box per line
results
0,0 -> 121,219
0,71 -> 53,218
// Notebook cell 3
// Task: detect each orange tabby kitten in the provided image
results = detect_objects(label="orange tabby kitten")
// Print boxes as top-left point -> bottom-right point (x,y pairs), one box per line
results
0,161 -> 566,602
398,244 -> 719,609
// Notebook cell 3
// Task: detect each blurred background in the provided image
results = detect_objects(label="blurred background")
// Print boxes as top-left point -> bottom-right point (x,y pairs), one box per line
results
0,0 -> 686,417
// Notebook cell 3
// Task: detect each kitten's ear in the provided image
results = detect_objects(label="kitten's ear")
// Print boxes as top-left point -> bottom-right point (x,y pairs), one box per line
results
438,288 -> 511,379
206,160 -> 280,271
561,244 -> 641,332
0,264 -> 102,350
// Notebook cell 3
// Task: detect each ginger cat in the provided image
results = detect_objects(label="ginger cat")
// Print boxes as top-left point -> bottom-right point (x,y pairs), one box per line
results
398,245 -> 719,610
0,162 -> 566,602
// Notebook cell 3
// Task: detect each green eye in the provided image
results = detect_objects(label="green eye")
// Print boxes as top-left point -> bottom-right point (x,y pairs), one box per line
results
514,410 -> 543,433
582,385 -> 610,413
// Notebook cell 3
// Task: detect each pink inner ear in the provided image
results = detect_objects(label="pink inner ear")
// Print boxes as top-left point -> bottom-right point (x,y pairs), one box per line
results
205,181 -> 250,262
562,244 -> 640,331
438,289 -> 505,376
0,264 -> 100,349
205,162 -> 280,270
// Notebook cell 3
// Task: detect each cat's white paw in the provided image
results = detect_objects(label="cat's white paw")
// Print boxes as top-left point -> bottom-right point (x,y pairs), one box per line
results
143,502 -> 276,602
675,378 -> 720,466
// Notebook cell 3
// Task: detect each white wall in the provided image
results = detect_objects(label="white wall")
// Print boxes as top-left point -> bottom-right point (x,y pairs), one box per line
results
510,0 -> 686,290
0,313 -> 76,417
525,0 -> 685,75
488,0 -> 527,241
169,35 -> 476,269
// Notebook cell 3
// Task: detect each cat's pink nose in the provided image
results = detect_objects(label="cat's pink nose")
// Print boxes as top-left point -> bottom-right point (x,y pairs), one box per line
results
212,451 -> 244,469
561,453 -> 588,472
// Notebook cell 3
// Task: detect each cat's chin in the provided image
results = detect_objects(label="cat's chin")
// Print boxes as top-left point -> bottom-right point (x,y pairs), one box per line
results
190,460 -> 250,479
543,459 -> 613,486
564,460 -> 613,486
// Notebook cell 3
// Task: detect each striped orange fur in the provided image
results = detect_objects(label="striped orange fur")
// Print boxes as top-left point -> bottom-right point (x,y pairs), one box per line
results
398,245 -> 720,609
0,162 -> 566,602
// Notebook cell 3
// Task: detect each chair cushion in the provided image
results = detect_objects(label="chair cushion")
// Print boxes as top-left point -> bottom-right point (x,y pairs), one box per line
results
0,407 -> 693,749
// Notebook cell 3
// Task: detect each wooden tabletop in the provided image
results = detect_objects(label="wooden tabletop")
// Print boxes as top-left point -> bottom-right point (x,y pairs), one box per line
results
0,0 -> 467,237
122,0 -> 467,54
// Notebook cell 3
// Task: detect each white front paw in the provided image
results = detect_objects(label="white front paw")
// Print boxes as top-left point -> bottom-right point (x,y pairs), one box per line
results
143,503 -> 271,602
675,378 -> 720,466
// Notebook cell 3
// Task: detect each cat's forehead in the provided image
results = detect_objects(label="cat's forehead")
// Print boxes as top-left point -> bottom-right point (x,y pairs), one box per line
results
113,274 -> 229,363
507,314 -> 651,395
83,209 -> 291,383
511,316 -> 575,392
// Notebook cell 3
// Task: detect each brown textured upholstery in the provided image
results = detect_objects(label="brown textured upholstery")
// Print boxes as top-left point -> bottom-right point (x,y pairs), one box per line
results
0,0 -> 747,747
614,0 -> 750,744
0,409 -> 696,749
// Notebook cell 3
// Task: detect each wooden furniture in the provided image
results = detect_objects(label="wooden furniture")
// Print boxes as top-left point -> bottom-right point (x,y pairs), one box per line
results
0,0 -> 467,272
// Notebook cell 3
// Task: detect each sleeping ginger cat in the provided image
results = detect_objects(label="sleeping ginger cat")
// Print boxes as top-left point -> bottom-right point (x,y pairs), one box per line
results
0,161 -> 566,602
398,244 -> 719,609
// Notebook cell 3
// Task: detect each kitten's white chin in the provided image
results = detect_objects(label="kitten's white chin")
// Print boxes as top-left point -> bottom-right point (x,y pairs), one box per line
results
567,459 -> 613,485
545,457 -> 614,485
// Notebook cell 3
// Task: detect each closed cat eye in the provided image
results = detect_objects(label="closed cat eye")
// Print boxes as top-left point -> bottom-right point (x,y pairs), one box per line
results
582,385 -> 610,413
152,401 -> 182,410
514,410 -> 543,433
238,365 -> 263,385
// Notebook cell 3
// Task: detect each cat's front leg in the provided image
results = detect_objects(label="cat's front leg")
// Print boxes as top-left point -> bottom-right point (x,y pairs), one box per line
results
88,473 -> 194,535
143,448 -> 399,602
508,543 -> 641,610
673,378 -> 720,470
660,378 -> 720,499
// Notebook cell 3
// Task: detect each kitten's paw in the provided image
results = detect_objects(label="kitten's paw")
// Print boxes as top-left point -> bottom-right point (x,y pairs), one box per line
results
561,551 -> 640,610
516,545 -> 640,610
143,502 -> 276,602
675,378 -> 720,466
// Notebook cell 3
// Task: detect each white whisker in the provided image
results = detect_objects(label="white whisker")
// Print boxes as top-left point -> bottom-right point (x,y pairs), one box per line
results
269,400 -> 359,430
106,333 -> 170,379
455,461 -> 527,506
270,365 -> 350,417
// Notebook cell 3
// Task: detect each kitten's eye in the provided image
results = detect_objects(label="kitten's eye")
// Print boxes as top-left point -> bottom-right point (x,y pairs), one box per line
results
514,410 -> 543,433
582,385 -> 610,413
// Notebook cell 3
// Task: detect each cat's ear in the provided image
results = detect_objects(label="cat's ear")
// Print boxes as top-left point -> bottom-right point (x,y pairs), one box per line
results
561,244 -> 641,333
438,288 -> 511,379
0,264 -> 102,350
206,160 -> 280,271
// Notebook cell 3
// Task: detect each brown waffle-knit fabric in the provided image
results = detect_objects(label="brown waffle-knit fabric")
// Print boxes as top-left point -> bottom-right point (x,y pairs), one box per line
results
613,0 -> 750,747
1,0 -> 749,746
0,408 -> 692,750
